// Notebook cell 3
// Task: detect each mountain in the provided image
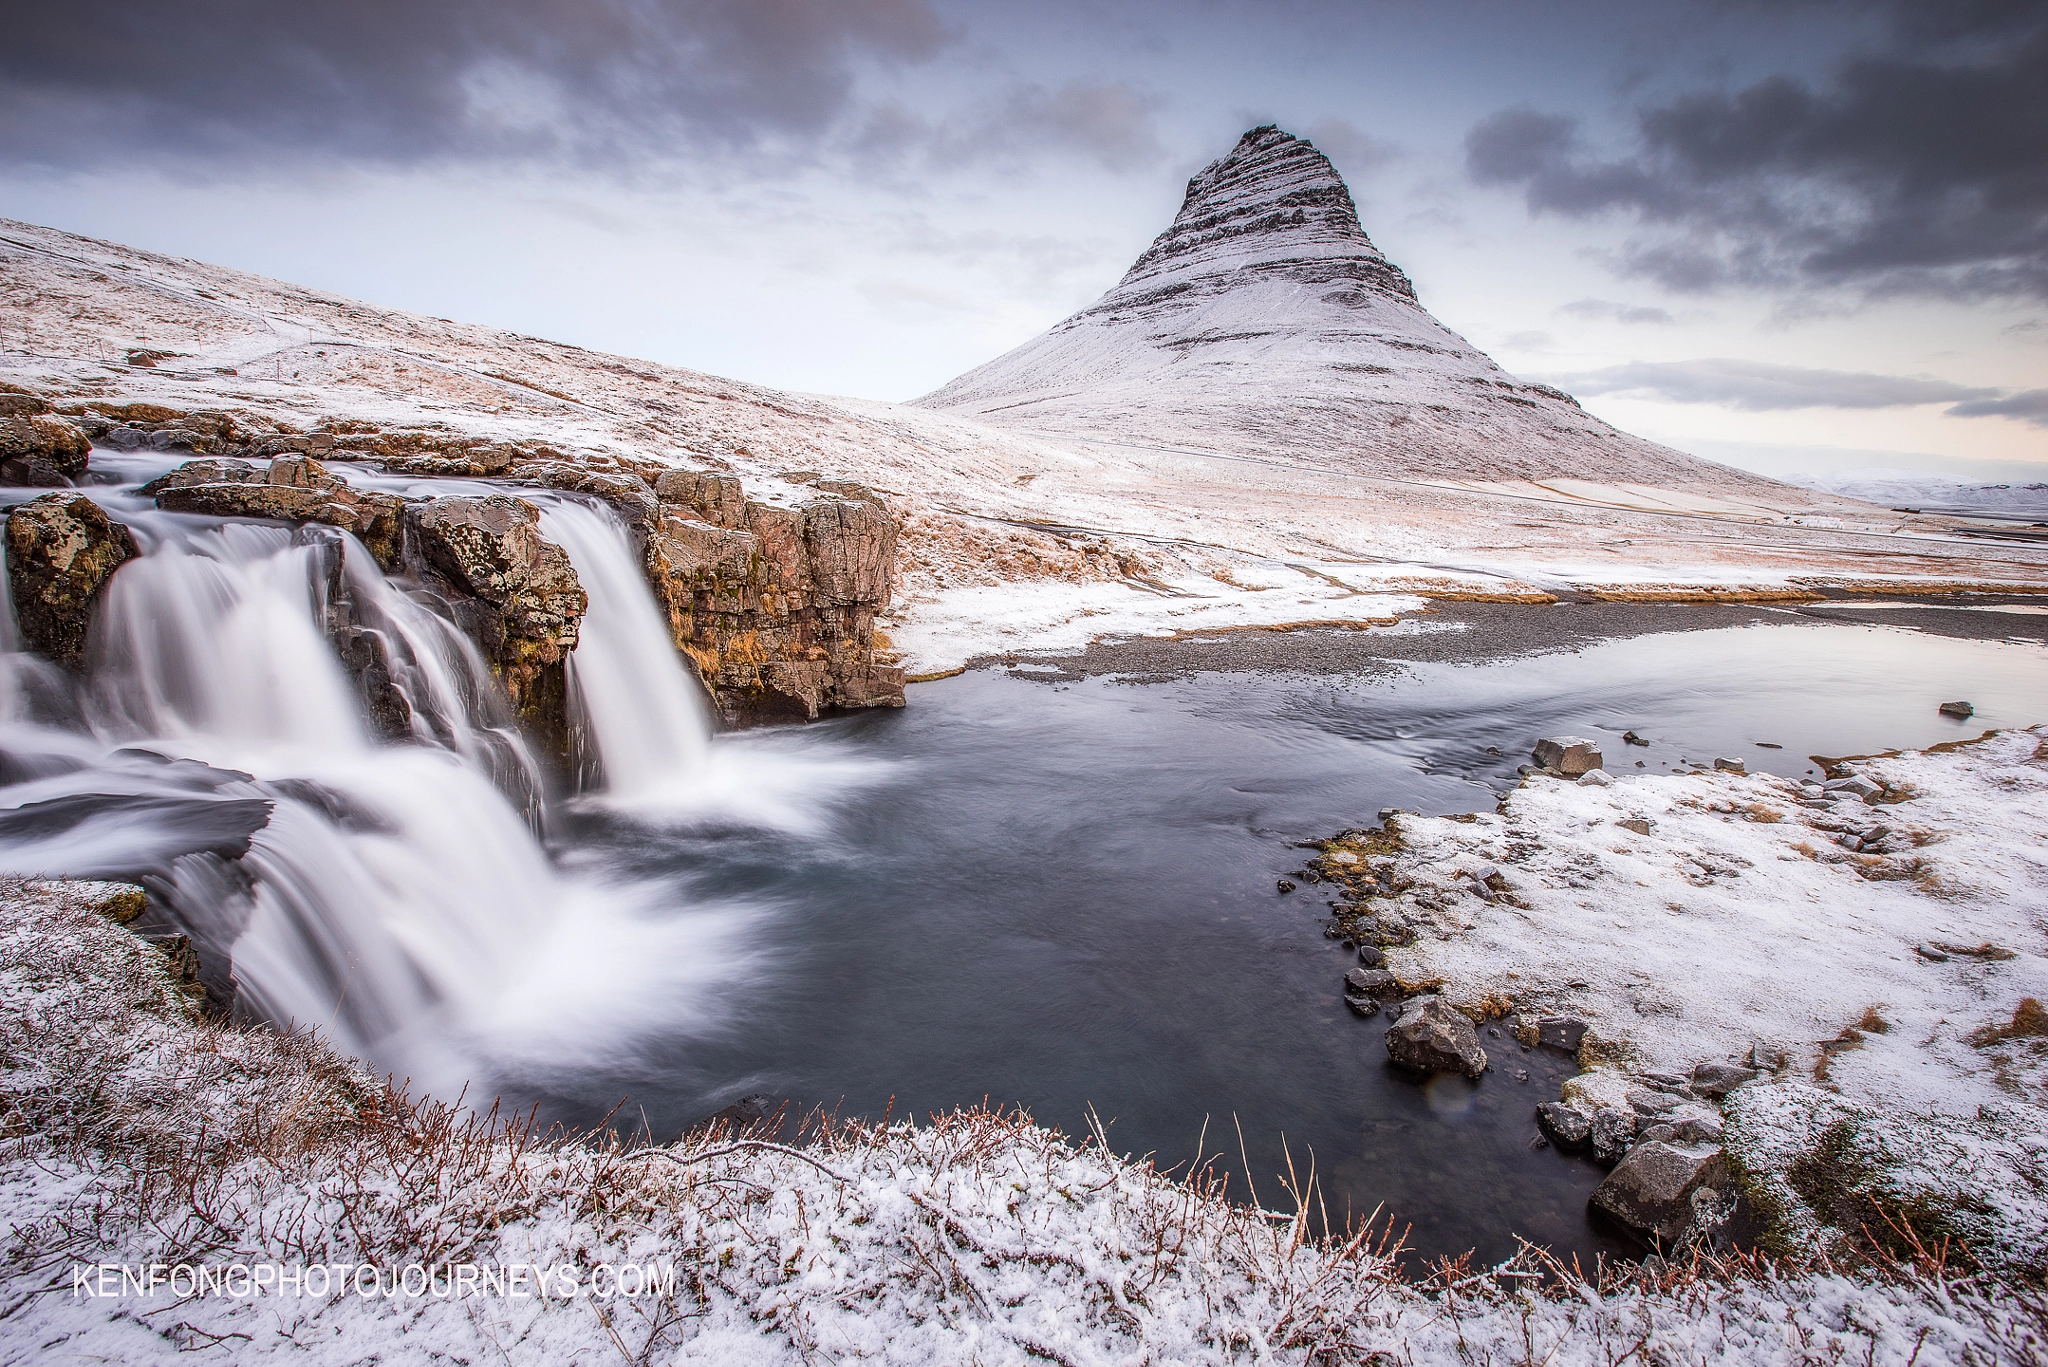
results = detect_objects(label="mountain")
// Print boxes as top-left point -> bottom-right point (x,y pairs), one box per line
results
916,125 -> 1747,486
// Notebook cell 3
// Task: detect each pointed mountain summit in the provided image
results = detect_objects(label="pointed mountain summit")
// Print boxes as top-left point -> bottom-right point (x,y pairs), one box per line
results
917,126 -> 1740,486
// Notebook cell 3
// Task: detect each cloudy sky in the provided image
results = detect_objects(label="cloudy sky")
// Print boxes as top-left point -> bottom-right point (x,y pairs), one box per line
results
3,0 -> 2043,480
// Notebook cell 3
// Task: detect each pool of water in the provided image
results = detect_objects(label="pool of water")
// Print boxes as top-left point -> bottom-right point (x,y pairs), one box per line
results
488,614 -> 2047,1269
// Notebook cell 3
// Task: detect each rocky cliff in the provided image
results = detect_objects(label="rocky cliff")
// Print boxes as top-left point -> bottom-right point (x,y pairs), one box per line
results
915,125 -> 1750,487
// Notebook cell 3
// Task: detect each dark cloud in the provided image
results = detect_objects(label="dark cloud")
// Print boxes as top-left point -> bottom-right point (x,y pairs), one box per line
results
0,0 -> 953,171
1946,388 -> 2048,428
1464,1 -> 2048,302
1559,298 -> 1677,325
1554,358 -> 1999,410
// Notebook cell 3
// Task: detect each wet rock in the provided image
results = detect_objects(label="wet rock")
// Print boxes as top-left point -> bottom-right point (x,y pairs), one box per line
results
1689,1061 -> 1759,1097
1938,700 -> 1974,719
1345,967 -> 1400,998
1622,730 -> 1649,746
1713,757 -> 1746,773
1536,1101 -> 1591,1150
408,495 -> 587,752
1532,736 -> 1603,776
0,391 -> 91,486
1356,943 -> 1384,968
1618,817 -> 1655,836
4,492 -> 139,669
1589,1106 -> 1637,1164
1534,1015 -> 1588,1054
704,1092 -> 779,1129
1589,1141 -> 1729,1245
153,456 -> 405,569
1384,996 -> 1487,1078
1276,878 -> 1296,892
1344,994 -> 1381,1018
515,461 -> 659,529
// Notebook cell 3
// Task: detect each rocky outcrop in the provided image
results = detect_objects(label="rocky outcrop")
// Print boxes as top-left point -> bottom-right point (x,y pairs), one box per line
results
645,475 -> 905,724
1589,1141 -> 1730,1246
404,494 -> 587,753
4,493 -> 138,668
1532,737 -> 1603,776
0,390 -> 91,486
1384,996 -> 1487,1078
151,455 -> 405,569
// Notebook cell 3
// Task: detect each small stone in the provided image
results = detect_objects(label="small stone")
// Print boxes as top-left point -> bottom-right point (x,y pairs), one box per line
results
1328,850 -> 1360,865
1690,1061 -> 1759,1097
1356,944 -> 1384,968
1277,878 -> 1296,893
1915,944 -> 1950,962
1713,757 -> 1746,773
1590,1107 -> 1637,1164
1623,730 -> 1649,746
1384,997 -> 1488,1078
1578,769 -> 1614,787
1670,1113 -> 1724,1145
1533,736 -> 1604,777
1618,817 -> 1654,836
1536,1101 -> 1592,1149
1345,994 -> 1381,1018
1534,1015 -> 1588,1054
1638,1123 -> 1677,1144
1344,967 -> 1400,998
1640,1071 -> 1690,1091
1589,1142 -> 1730,1245
1628,1088 -> 1681,1118
1938,700 -> 1974,719
1824,774 -> 1882,799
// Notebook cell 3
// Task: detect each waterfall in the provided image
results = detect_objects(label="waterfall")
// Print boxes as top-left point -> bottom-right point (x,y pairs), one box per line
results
537,499 -> 713,800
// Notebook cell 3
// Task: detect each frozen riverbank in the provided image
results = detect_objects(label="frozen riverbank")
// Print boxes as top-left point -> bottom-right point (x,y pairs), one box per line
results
1313,728 -> 2048,1272
3,878 -> 2042,1364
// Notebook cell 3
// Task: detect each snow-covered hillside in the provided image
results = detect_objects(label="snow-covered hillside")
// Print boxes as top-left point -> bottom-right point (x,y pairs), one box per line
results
917,126 -> 1747,487
1792,471 -> 2048,522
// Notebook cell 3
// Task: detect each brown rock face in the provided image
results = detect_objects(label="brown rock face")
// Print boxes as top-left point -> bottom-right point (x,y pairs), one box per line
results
0,392 -> 91,486
4,492 -> 139,668
646,478 -> 905,724
151,456 -> 404,570
405,495 -> 587,754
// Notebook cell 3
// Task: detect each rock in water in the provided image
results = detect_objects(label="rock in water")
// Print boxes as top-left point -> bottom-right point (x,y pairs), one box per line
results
1532,736 -> 1603,776
913,126 -> 1760,489
0,390 -> 91,486
1589,1141 -> 1729,1245
4,492 -> 138,668
1536,1101 -> 1592,1150
1384,997 -> 1487,1078
1939,700 -> 1974,719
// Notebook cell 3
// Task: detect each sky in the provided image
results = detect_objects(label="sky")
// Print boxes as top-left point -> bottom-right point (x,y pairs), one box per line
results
2,0 -> 2043,482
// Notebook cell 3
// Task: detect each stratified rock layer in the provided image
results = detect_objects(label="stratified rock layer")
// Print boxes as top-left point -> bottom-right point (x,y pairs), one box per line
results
917,125 -> 1752,486
4,492 -> 137,668
151,454 -> 404,570
0,389 -> 90,486
648,477 -> 906,724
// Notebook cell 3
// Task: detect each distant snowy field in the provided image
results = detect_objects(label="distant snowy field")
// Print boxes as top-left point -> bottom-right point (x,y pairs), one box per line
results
1792,471 -> 2048,521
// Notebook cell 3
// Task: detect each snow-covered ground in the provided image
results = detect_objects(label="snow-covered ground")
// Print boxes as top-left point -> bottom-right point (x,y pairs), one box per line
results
1334,729 -> 2048,1272
3,878 -> 2043,1364
1791,471 -> 2048,523
5,217 -> 2045,676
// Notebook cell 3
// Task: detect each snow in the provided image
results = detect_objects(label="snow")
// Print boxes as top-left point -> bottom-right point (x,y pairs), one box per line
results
6,214 -> 2045,678
1344,729 -> 2048,1271
1791,471 -> 2048,522
3,878 -> 2042,1364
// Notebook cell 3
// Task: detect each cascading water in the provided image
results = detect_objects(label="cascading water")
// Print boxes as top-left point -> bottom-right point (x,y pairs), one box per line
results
537,499 -> 713,799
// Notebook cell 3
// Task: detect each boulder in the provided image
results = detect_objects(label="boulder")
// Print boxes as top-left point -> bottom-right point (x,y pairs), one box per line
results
0,393 -> 91,486
1823,774 -> 1882,800
1713,757 -> 1746,773
1938,700 -> 1973,719
1356,943 -> 1384,968
138,458 -> 259,494
407,495 -> 587,748
1627,1088 -> 1682,1118
1670,1112 -> 1724,1145
1690,1061 -> 1759,1097
1536,1101 -> 1592,1150
1384,996 -> 1487,1078
1589,1141 -> 1729,1245
1532,736 -> 1603,776
4,493 -> 138,668
1589,1106 -> 1637,1164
